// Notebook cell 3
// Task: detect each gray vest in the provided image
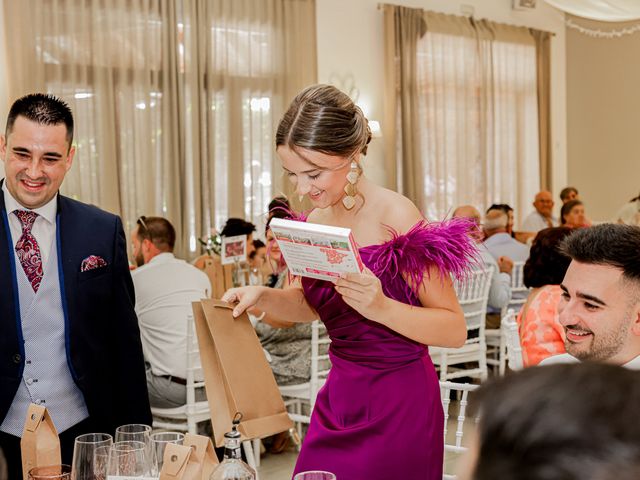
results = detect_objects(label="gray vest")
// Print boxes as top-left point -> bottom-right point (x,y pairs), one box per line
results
0,229 -> 89,435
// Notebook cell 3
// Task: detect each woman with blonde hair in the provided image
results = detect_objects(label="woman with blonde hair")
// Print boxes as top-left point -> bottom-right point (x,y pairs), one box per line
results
223,85 -> 476,479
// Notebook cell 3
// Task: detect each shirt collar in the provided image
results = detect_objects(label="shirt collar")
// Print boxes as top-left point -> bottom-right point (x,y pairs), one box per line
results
147,252 -> 176,265
2,180 -> 58,225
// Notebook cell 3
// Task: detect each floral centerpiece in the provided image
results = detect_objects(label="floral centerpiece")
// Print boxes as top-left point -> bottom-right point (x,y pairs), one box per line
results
198,228 -> 222,256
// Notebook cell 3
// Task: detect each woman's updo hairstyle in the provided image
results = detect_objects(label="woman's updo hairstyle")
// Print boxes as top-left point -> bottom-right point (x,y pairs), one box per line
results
276,84 -> 372,158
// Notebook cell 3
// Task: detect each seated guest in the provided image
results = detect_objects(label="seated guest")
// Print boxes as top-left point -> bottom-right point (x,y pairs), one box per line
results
522,191 -> 559,232
130,216 -> 211,407
460,363 -> 640,480
542,224 -> 640,368
220,217 -> 257,255
254,218 -> 314,386
249,239 -> 267,268
518,227 -> 574,366
615,191 -> 640,226
560,199 -> 589,228
483,210 -> 529,263
559,186 -> 579,204
486,204 -> 514,236
453,205 -> 511,328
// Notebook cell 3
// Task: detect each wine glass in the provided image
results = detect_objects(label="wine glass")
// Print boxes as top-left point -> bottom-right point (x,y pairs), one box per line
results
150,431 -> 184,474
71,433 -> 113,480
294,472 -> 337,480
28,465 -> 72,479
106,441 -> 152,478
115,424 -> 155,472
114,424 -> 152,444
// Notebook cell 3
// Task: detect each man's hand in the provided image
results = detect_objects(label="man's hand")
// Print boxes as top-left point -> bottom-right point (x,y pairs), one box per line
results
497,256 -> 514,274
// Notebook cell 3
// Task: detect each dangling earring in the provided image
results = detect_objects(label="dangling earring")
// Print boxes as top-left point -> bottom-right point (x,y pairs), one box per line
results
342,161 -> 362,210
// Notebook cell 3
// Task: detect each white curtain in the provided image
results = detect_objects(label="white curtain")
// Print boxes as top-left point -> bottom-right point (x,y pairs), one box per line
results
384,8 -> 541,226
2,0 -> 317,257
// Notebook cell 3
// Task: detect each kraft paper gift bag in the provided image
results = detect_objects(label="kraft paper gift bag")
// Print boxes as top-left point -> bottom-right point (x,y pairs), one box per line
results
20,404 -> 61,480
192,299 -> 293,447
159,443 -> 198,480
183,433 -> 218,480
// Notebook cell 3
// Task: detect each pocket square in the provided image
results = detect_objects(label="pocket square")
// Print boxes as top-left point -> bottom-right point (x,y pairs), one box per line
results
81,255 -> 108,272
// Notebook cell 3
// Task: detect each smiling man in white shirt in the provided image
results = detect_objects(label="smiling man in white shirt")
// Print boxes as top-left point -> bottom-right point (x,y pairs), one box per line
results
130,216 -> 211,407
541,224 -> 640,369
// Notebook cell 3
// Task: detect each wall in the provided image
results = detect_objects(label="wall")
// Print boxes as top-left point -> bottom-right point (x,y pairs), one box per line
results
316,0 -> 568,206
566,14 -> 640,221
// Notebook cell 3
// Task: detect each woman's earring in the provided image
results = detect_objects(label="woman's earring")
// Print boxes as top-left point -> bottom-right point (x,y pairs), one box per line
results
342,161 -> 362,210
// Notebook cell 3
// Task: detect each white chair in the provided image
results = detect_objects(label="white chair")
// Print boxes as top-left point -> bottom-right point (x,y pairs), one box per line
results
432,268 -> 493,381
279,320 -> 331,440
439,381 -> 480,480
150,314 -> 261,472
487,261 -> 529,373
501,309 -> 523,371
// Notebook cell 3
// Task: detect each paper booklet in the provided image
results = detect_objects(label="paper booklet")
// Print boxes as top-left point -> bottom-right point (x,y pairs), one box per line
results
268,217 -> 364,281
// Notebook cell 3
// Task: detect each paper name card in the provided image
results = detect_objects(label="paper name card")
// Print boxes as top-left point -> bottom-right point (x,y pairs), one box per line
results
269,217 -> 364,281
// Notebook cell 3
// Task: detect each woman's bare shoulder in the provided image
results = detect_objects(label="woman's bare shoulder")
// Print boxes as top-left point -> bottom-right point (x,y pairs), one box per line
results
373,187 -> 423,234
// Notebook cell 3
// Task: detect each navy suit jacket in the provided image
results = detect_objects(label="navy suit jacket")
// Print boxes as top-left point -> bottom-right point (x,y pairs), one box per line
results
0,180 -> 151,433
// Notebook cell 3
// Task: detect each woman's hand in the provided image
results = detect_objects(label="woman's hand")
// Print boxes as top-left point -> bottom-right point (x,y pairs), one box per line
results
221,286 -> 267,318
334,267 -> 390,321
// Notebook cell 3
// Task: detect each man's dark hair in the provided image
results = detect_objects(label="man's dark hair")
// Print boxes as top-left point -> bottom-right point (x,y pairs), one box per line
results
560,186 -> 578,202
220,218 -> 256,238
523,227 -> 574,288
6,93 -> 74,146
469,363 -> 640,480
136,216 -> 176,252
486,203 -> 513,215
560,223 -> 640,284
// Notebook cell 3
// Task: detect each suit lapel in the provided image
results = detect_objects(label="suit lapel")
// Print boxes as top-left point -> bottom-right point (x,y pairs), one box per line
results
0,179 -> 23,357
56,195 -> 79,369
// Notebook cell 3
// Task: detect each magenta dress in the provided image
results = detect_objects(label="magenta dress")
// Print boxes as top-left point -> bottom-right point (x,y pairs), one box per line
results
292,220 -> 475,480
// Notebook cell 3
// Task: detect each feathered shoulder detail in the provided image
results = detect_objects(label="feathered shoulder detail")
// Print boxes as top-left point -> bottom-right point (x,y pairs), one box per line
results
366,218 -> 479,292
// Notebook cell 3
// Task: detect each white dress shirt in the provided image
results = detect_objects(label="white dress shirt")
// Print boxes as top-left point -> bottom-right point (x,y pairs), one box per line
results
2,182 -> 57,266
484,232 -> 530,263
131,252 -> 211,378
522,211 -> 559,232
478,246 -> 511,311
540,352 -> 640,370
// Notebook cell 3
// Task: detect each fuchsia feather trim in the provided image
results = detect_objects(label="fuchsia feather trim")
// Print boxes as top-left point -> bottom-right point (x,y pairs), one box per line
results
367,218 -> 480,295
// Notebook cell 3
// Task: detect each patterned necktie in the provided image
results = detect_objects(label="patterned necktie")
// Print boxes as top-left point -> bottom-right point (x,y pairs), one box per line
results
14,210 -> 43,292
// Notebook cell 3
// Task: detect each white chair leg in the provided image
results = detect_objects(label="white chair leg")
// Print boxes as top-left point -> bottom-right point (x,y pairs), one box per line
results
243,441 -> 259,478
252,438 -> 261,468
499,333 -> 507,375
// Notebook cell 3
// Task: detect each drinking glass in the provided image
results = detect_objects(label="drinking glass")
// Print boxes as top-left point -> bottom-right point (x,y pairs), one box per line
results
114,424 -> 152,444
71,433 -> 113,480
150,431 -> 184,474
28,465 -> 72,479
115,424 -> 155,473
293,472 -> 337,480
106,441 -> 152,478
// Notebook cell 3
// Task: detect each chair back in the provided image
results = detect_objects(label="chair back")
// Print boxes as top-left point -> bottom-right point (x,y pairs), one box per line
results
454,267 -> 494,342
439,381 -> 480,480
501,309 -> 523,371
194,254 -> 233,299
185,313 -> 207,407
503,260 -> 529,314
309,320 -> 331,407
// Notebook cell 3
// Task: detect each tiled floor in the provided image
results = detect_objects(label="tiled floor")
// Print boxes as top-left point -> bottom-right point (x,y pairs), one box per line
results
259,451 -> 298,479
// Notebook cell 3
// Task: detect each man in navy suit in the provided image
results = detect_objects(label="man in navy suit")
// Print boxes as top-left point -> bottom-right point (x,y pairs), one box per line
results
0,93 -> 151,477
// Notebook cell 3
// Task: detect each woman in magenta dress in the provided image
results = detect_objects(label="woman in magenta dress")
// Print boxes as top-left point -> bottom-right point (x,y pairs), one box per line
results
223,84 -> 475,480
